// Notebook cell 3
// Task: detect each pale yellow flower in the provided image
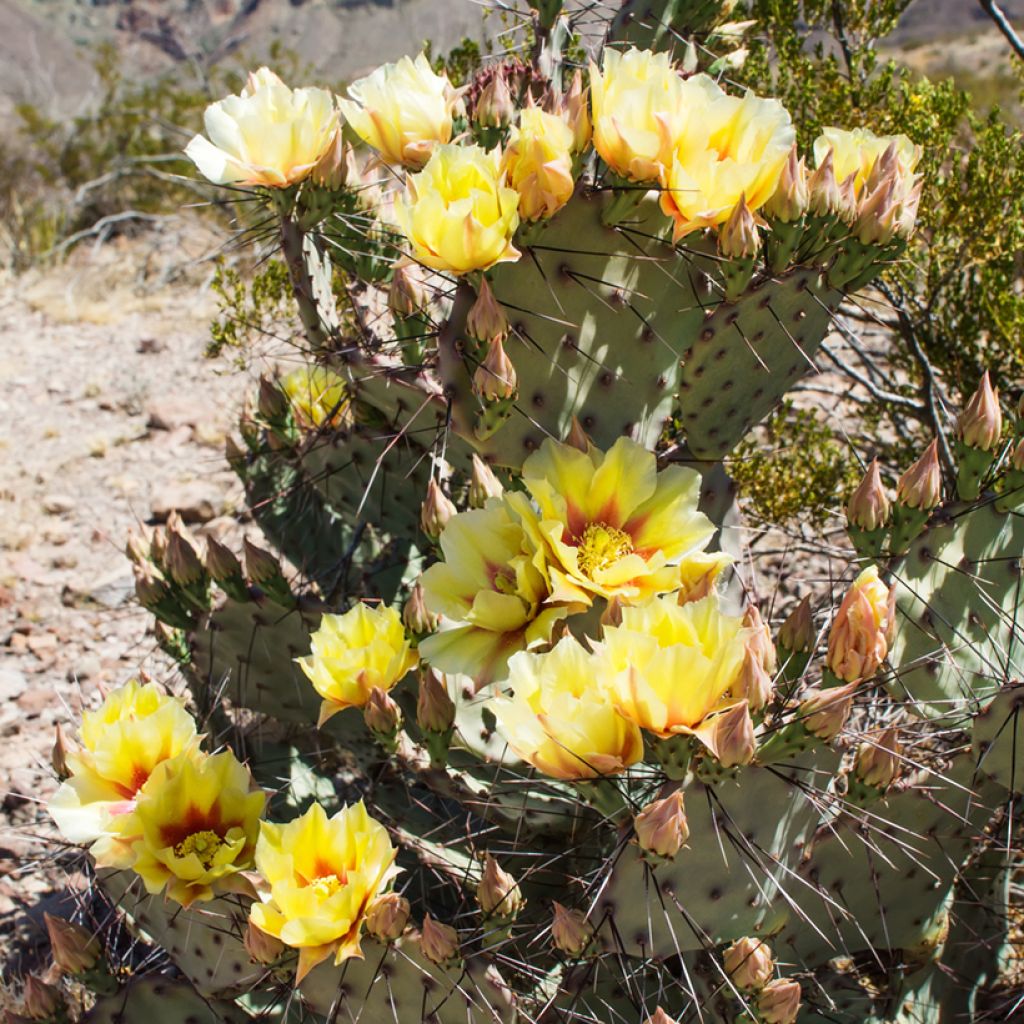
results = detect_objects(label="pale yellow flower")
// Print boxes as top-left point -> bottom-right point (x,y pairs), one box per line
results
494,638 -> 643,780
659,74 -> 794,239
589,47 -> 686,182
48,681 -> 199,867
419,500 -> 575,685
813,126 -> 921,196
298,603 -> 417,726
280,365 -> 351,429
185,68 -> 339,188
125,750 -> 265,907
395,144 -> 521,274
250,801 -> 397,982
505,436 -> 715,605
503,106 -> 576,221
339,53 -> 456,168
602,593 -> 748,737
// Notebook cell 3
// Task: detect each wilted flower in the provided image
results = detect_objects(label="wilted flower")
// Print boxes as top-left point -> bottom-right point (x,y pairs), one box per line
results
420,914 -> 460,964
44,913 -> 100,975
395,144 -> 521,274
503,106 -> 576,221
339,53 -> 456,168
365,892 -> 411,942
494,638 -> 643,780
298,603 -> 417,726
855,726 -> 902,789
847,459 -> 890,531
757,978 -> 802,1024
958,371 -> 1002,452
551,902 -> 594,956
897,440 -> 942,510
724,936 -> 774,990
186,68 -> 339,187
826,567 -> 893,683
634,789 -> 689,859
250,801 -> 398,982
477,854 -> 525,918
279,365 -> 351,429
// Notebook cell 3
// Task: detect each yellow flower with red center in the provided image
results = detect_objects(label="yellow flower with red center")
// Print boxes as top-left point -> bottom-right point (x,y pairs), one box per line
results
505,436 -> 715,605
494,637 -> 643,780
125,750 -> 266,907
48,680 -> 199,867
249,801 -> 398,982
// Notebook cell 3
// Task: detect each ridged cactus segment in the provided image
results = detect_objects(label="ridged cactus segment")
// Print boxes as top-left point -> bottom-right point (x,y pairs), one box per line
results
84,976 -> 252,1024
887,501 -> 1024,721
972,682 -> 1024,792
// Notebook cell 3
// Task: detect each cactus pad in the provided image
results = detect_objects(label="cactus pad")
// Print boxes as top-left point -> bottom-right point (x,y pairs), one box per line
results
84,976 -> 252,1024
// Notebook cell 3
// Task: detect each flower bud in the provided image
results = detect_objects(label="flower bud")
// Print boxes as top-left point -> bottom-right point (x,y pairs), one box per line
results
467,279 -> 509,343
474,73 -> 515,129
757,978 -> 802,1024
763,147 -> 808,222
389,261 -> 431,317
133,561 -> 169,610
826,567 -> 892,683
958,371 -> 1002,452
847,459 -> 890,531
365,892 -> 411,942
855,725 -> 901,789
551,902 -> 593,956
560,70 -> 592,152
205,537 -> 244,583
799,682 -> 859,741
404,580 -> 439,635
420,914 -> 460,964
420,479 -> 456,541
165,515 -> 205,587
644,1010 -> 678,1024
733,646 -> 773,713
417,670 -> 456,734
469,454 -> 504,508
44,913 -> 100,975
564,415 -> 593,453
364,686 -> 403,737
897,440 -> 942,510
22,976 -> 60,1020
257,374 -> 289,422
896,177 -> 923,238
310,129 -> 349,191
853,177 -> 899,245
242,538 -> 280,585
125,528 -> 151,566
473,337 -> 517,401
778,596 -> 813,653
808,150 -> 841,217
723,936 -> 774,990
634,789 -> 689,859
52,725 -> 71,780
743,604 -> 776,674
477,854 -> 525,919
244,921 -> 285,964
719,199 -> 759,260
701,700 -> 756,768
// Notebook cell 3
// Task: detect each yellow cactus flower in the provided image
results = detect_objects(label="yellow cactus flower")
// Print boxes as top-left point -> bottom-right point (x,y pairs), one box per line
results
250,801 -> 398,982
124,750 -> 265,907
503,106 -> 576,221
419,501 -> 576,685
589,47 -> 686,182
298,603 -> 417,726
813,126 -> 921,196
659,75 -> 794,240
338,53 -> 456,168
826,566 -> 894,683
602,594 -> 749,737
494,637 -> 643,780
280,365 -> 351,429
676,550 -> 734,603
395,144 -> 521,274
48,681 -> 199,866
505,436 -> 715,605
185,68 -> 339,188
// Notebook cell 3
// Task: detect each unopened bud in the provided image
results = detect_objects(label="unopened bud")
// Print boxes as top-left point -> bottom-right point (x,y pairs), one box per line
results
634,789 -> 689,859
44,914 -> 100,975
244,921 -> 285,964
475,73 -> 515,129
125,529 -> 150,566
311,130 -> 349,190
257,375 -> 288,422
757,978 -> 802,1024
779,596 -> 813,653
707,700 -> 756,767
165,515 -> 204,587
808,150 -> 841,217
897,440 -> 941,510
477,854 -> 525,919
365,892 -> 411,941
52,726 -> 71,780
404,580 -> 439,635
469,454 -> 504,508
133,561 -> 168,609
389,261 -> 431,317
205,537 -> 244,582
560,70 -> 592,152
417,670 -> 456,733
644,1010 -> 678,1024
719,198 -> 759,260
473,336 -> 517,401
826,567 -> 892,683
764,147 -> 807,222
420,479 -> 456,541
420,914 -> 460,964
22,976 -> 60,1020
733,646 -> 773,712
723,936 -> 774,990
854,177 -> 898,245
743,603 -> 776,674
847,459 -> 890,531
855,725 -> 901,789
565,415 -> 593,453
467,278 -> 509,342
243,537 -> 282,585
958,371 -> 1002,452
551,902 -> 593,956
799,682 -> 858,741
364,687 -> 402,737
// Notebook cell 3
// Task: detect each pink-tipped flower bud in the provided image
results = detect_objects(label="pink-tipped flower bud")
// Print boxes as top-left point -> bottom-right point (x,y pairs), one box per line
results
165,513 -> 205,587
723,936 -> 775,991
311,129 -> 349,191
469,454 -> 504,508
958,371 -> 1002,452
799,682 -> 858,741
473,337 -> 517,401
778,596 -> 813,653
477,854 -> 525,919
243,537 -> 283,585
757,978 -> 802,1024
719,198 -> 759,260
826,567 -> 893,683
644,1010 -> 679,1024
22,976 -> 60,1020
467,278 -> 509,342
854,177 -> 899,245
565,416 -> 593,453
244,921 -> 285,964
417,670 -> 456,734
764,147 -> 808,222
701,700 -> 756,768
205,537 -> 244,583
855,725 -> 902,789
808,150 -> 841,217
634,789 -> 689,859
560,70 -> 592,152
847,459 -> 890,531
44,914 -> 100,975
551,902 -> 594,957
125,528 -> 150,566
743,603 -> 777,674
420,479 -> 456,541
475,73 -> 515,129
52,725 -> 71,780
896,177 -> 923,238
404,580 -> 439,635
389,261 -> 431,317
734,646 -> 774,713
365,892 -> 411,942
897,440 -> 942,510
420,914 -> 460,964
364,686 -> 403,737
133,561 -> 169,610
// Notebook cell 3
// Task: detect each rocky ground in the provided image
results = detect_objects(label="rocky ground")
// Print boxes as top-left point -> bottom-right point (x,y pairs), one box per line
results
0,226 -> 248,973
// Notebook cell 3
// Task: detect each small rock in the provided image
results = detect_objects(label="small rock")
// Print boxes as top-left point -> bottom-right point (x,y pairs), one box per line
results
27,633 -> 59,657
67,655 -> 102,682
42,494 -> 75,516
17,686 -> 54,718
61,571 -> 134,610
146,395 -> 210,432
151,481 -> 223,523
137,337 -> 165,354
0,668 -> 27,701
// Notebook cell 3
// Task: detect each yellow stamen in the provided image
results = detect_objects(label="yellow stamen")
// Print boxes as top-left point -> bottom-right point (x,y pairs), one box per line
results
173,830 -> 224,869
577,522 -> 633,579
310,874 -> 344,899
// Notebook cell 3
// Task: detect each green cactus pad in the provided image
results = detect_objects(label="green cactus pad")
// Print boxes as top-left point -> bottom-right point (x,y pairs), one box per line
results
972,681 -> 1024,793
83,976 -> 252,1024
